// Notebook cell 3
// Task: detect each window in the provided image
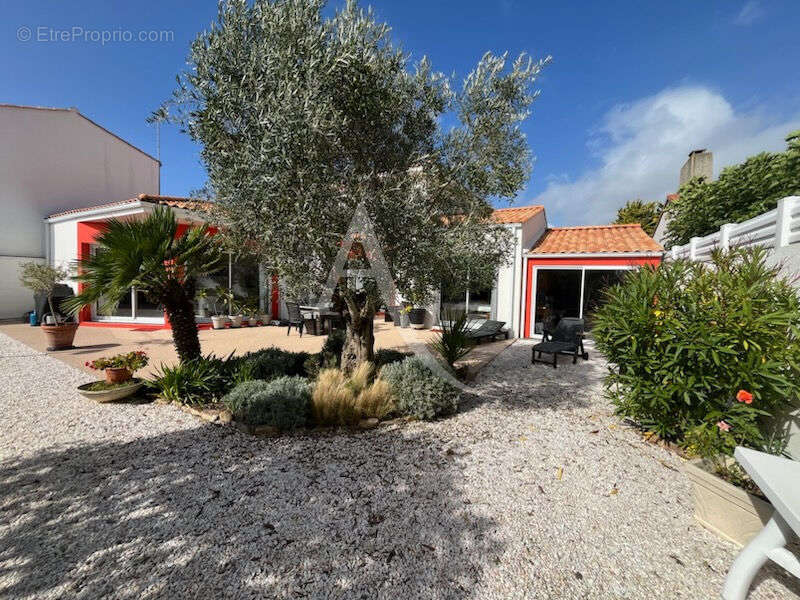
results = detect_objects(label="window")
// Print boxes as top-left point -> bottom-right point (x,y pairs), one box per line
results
531,267 -> 629,335
441,279 -> 494,321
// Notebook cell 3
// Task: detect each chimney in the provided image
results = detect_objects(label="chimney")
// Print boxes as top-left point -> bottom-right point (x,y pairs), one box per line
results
679,149 -> 713,186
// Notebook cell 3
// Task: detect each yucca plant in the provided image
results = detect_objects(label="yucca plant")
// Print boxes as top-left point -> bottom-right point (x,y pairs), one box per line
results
429,310 -> 474,368
64,207 -> 222,361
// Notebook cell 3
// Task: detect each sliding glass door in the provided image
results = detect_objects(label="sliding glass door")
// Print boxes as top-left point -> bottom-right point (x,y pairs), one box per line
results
531,267 -> 629,335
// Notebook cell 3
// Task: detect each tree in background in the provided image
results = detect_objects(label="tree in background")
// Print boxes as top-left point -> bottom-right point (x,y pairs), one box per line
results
167,0 -> 548,370
665,130 -> 800,246
613,199 -> 662,236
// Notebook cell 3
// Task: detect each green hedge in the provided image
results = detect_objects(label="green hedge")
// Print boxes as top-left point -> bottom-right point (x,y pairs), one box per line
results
593,247 -> 800,455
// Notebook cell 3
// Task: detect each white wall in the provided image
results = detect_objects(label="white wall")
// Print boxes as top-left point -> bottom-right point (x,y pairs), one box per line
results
0,105 -> 159,318
493,209 -> 547,338
0,256 -> 43,321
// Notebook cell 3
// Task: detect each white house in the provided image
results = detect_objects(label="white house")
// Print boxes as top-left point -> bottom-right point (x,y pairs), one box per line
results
0,104 -> 160,319
45,195 -> 663,337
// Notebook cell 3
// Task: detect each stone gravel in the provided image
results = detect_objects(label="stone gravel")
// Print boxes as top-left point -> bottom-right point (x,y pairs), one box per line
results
0,331 -> 798,599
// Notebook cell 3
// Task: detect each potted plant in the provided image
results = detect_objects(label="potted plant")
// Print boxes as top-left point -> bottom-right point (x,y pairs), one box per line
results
682,389 -> 776,546
245,303 -> 259,327
79,350 -> 149,402
195,288 -> 210,318
211,287 -> 232,329
229,298 -> 244,328
403,290 -> 429,329
18,262 -> 78,350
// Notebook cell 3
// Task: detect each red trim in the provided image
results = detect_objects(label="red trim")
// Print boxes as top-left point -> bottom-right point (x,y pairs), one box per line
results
79,321 -> 213,331
522,255 -> 661,338
271,274 -> 279,318
76,219 -> 220,325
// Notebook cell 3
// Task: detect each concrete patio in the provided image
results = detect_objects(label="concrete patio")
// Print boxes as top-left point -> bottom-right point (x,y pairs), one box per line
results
0,320 -> 512,378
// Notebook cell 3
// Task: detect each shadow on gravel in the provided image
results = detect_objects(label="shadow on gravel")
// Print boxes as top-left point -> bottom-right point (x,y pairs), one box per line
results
0,424 -> 502,599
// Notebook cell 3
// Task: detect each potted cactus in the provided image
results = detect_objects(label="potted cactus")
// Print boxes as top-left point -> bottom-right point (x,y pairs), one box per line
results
18,262 -> 79,350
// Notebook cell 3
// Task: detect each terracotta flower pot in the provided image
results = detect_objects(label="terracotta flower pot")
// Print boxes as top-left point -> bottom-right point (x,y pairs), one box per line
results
41,322 -> 79,351
105,367 -> 132,384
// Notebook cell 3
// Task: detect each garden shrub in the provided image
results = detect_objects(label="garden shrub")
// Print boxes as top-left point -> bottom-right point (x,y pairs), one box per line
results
311,363 -> 395,426
222,376 -> 311,429
232,347 -> 311,382
593,246 -> 800,454
374,348 -> 411,369
380,357 -> 459,420
151,354 -> 231,404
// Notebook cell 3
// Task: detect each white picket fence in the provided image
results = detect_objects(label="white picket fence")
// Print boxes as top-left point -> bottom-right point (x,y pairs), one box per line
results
666,196 -> 800,262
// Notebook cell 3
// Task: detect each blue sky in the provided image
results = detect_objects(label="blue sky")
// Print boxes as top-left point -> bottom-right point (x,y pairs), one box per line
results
3,0 -> 799,225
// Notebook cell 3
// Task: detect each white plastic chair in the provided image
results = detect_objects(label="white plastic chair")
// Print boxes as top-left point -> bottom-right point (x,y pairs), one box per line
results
722,447 -> 800,599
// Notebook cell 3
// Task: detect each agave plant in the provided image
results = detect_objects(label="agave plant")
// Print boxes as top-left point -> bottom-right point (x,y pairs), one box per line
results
64,207 -> 222,361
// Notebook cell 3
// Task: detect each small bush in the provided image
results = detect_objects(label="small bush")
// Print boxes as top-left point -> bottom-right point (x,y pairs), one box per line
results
312,369 -> 361,426
381,357 -> 459,420
222,377 -> 311,429
151,354 -> 231,404
429,311 -> 474,367
231,347 -> 311,383
355,377 -> 394,420
593,246 -> 800,453
311,363 -> 395,426
322,329 -> 346,360
374,348 -> 411,369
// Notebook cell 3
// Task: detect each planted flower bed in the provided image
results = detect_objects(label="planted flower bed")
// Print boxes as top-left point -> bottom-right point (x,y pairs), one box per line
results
148,330 -> 457,434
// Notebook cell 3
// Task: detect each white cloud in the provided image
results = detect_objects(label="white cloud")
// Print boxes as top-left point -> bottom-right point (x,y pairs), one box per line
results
734,1 -> 765,26
533,86 -> 800,226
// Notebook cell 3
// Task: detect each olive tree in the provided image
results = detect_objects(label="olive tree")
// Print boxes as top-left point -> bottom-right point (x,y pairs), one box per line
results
168,0 -> 549,370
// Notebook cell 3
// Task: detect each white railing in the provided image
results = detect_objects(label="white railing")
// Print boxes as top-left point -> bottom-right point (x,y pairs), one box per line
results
666,196 -> 800,261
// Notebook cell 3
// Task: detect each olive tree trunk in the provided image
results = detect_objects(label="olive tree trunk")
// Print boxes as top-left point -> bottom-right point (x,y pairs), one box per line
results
340,294 -> 376,373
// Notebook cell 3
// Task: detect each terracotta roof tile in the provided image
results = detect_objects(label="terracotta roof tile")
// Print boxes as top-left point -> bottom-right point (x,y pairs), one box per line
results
48,195 -> 211,219
530,224 -> 663,255
491,205 -> 544,224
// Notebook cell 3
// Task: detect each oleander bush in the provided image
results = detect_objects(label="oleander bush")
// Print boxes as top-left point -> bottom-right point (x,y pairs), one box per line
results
593,246 -> 800,454
222,376 -> 311,429
311,362 -> 394,426
381,357 -> 459,420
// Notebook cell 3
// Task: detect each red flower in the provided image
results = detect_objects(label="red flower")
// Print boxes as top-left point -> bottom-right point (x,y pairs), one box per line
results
716,421 -> 731,432
736,390 -> 753,404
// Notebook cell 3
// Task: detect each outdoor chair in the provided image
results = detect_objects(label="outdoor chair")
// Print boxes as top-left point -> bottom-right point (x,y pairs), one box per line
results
531,317 -> 587,368
285,301 -> 306,337
722,447 -> 800,600
465,319 -> 508,344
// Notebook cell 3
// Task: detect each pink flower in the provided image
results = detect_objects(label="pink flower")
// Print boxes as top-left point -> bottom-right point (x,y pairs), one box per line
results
736,390 -> 753,404
716,421 -> 731,432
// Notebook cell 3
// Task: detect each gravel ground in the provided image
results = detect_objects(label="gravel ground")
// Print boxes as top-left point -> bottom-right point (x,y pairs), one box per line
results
0,331 -> 798,600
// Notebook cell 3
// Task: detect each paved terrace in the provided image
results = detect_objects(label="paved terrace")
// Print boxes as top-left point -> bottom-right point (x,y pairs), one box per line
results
0,320 -> 510,378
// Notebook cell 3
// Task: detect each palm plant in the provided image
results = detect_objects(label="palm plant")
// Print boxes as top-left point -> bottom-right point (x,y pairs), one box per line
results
64,207 -> 223,362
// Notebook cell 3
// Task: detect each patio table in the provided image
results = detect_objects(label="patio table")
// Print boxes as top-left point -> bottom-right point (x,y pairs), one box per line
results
300,306 -> 342,336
